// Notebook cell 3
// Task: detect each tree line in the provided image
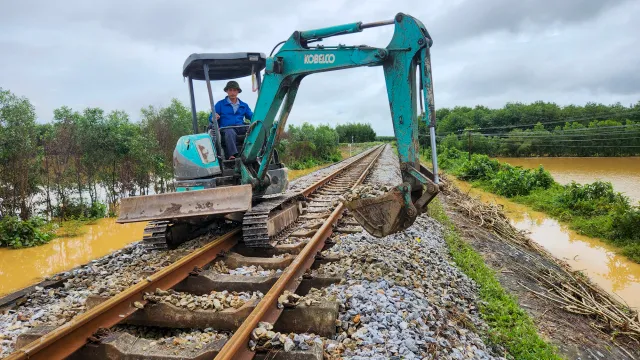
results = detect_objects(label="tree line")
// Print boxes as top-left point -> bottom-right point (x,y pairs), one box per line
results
0,87 -> 377,224
417,100 -> 640,156
336,123 -> 376,143
1,88 -> 211,221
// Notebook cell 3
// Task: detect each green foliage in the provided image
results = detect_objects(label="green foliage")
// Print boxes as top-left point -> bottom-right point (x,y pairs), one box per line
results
556,181 -> 629,217
0,88 -> 42,219
0,216 -> 56,248
490,165 -> 554,197
52,200 -> 107,220
437,147 -> 640,263
56,219 -> 85,237
335,122 -> 376,143
428,200 -> 561,360
442,150 -> 553,197
277,122 -> 342,170
610,206 -> 640,243
456,154 -> 500,181
421,100 -> 640,157
375,135 -> 396,142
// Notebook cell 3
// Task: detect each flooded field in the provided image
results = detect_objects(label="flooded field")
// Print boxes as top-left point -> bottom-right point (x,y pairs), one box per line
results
0,163 -> 335,298
496,157 -> 640,204
0,219 -> 147,297
453,179 -> 640,310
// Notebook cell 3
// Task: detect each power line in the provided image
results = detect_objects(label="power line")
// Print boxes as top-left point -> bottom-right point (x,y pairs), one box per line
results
435,135 -> 640,142
501,145 -> 640,148
448,124 -> 640,137
432,129 -> 640,139
455,110 -> 640,132
468,132 -> 640,139
495,136 -> 640,142
460,130 -> 640,138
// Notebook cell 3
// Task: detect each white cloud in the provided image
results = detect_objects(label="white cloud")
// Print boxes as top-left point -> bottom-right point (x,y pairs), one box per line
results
1,0 -> 638,136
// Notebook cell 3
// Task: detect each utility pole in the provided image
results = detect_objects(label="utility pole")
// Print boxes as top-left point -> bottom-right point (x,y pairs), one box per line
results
350,135 -> 354,156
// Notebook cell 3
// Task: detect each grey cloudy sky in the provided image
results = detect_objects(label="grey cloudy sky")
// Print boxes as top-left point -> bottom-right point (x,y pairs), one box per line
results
1,0 -> 638,136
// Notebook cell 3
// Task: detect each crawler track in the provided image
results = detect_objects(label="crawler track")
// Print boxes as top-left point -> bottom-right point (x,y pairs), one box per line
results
5,145 -> 386,360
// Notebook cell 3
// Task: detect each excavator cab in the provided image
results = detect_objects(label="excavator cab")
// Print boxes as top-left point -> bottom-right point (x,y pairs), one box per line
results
116,52 -> 284,248
178,52 -> 266,184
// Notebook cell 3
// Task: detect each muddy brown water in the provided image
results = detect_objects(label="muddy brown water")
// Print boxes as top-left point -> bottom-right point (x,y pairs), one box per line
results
495,157 -> 640,204
453,179 -> 640,311
0,166 -> 330,297
0,219 -> 147,297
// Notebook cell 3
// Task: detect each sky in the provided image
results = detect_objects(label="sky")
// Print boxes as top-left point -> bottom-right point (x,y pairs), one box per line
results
1,0 -> 639,136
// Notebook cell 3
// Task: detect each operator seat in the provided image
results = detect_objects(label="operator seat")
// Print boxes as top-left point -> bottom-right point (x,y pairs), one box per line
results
213,124 -> 250,159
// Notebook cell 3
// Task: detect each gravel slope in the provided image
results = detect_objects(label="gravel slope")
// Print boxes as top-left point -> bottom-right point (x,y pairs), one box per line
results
0,148 -> 375,358
1,146 -> 507,359
318,145 -> 505,359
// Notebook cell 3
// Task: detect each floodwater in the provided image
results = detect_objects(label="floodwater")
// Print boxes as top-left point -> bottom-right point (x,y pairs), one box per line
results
0,164 -> 328,298
496,157 -> 640,204
453,179 -> 640,310
0,219 -> 147,297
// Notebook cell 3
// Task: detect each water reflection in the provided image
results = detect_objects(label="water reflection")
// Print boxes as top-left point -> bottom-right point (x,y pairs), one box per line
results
454,180 -> 640,310
0,219 -> 147,296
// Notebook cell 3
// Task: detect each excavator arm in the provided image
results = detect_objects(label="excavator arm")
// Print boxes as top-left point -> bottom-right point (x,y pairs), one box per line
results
239,12 -> 441,237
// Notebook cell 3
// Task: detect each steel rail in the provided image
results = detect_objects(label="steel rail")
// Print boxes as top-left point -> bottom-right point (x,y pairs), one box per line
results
301,144 -> 381,197
215,144 -> 386,360
5,229 -> 241,360
4,145 -> 383,360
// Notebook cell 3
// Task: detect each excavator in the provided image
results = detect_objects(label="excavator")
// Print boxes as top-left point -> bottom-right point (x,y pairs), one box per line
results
116,12 -> 441,249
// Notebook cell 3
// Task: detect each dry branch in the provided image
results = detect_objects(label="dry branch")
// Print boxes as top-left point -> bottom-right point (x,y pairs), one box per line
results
440,175 -> 640,342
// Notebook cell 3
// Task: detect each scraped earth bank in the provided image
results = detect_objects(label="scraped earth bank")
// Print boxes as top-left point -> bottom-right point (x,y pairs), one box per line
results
317,145 -> 505,359
438,180 -> 640,360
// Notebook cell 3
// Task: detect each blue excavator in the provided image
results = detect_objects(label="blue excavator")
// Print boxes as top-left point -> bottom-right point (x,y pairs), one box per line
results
117,13 -> 441,249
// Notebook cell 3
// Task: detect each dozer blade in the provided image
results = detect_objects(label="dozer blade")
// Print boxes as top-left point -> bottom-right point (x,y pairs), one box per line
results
344,187 -> 417,238
116,185 -> 253,223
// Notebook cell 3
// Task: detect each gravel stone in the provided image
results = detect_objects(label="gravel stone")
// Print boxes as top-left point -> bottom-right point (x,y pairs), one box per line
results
314,145 -> 505,360
0,229 -> 230,358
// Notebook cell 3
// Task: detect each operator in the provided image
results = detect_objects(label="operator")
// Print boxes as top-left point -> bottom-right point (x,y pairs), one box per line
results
210,80 -> 253,160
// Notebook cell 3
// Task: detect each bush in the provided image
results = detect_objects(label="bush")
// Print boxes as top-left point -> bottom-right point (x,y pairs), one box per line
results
278,123 -> 342,170
52,200 -> 107,220
0,216 -> 57,248
489,165 -> 554,197
456,154 -> 500,181
375,136 -> 396,142
610,206 -> 640,242
57,219 -> 86,237
555,181 -> 629,217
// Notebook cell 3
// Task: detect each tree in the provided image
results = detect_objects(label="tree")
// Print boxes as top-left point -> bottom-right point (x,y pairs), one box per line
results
0,88 -> 43,219
335,123 -> 376,143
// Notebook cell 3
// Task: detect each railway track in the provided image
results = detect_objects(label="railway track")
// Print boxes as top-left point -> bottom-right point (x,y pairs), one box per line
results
4,144 -> 386,360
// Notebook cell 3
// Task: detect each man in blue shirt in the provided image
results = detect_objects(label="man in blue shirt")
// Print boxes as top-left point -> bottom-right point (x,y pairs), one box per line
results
210,81 -> 253,160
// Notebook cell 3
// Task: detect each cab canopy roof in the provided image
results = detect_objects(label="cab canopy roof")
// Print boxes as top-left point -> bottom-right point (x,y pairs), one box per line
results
182,52 -> 267,81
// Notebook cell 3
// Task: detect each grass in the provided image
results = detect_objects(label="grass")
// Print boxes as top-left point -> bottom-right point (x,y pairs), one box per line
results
428,198 -> 562,360
55,219 -> 87,237
338,141 -> 383,159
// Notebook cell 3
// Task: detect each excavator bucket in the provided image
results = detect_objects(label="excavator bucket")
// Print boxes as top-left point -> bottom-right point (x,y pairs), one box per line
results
344,187 -> 417,238
116,185 -> 253,224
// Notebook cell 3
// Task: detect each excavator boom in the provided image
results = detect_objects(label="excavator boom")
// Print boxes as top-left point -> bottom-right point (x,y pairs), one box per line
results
239,12 -> 440,236
117,12 -> 440,247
